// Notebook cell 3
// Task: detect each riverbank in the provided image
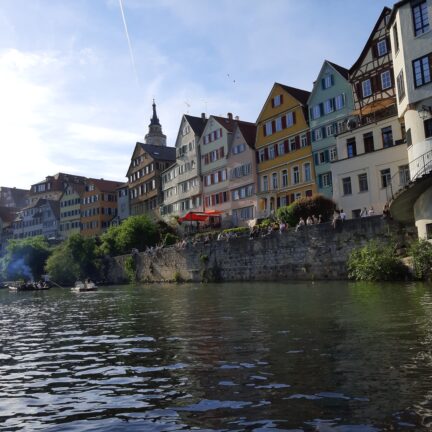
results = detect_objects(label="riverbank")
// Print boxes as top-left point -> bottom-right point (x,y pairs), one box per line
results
107,216 -> 416,283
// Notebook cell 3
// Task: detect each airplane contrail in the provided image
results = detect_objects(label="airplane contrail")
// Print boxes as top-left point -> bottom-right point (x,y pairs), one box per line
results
118,0 -> 139,86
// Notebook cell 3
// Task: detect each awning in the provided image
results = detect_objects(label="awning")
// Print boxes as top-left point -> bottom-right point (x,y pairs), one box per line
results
352,97 -> 396,116
178,210 -> 223,223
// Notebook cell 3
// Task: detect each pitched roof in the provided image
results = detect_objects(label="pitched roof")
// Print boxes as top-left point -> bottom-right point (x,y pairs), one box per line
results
387,1 -> 410,28
138,143 -> 176,161
184,114 -> 208,136
349,7 -> 392,74
0,206 -> 17,223
327,61 -> 349,79
236,121 -> 257,149
277,83 -> 311,105
86,178 -> 123,192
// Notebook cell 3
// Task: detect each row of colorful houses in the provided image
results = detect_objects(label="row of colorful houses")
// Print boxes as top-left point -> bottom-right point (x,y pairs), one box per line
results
1,1 -> 431,246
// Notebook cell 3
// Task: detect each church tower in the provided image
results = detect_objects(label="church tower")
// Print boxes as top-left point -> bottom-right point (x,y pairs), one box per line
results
144,100 -> 167,146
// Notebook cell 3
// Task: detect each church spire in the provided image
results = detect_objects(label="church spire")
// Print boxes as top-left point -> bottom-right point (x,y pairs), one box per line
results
145,99 -> 166,146
150,99 -> 160,126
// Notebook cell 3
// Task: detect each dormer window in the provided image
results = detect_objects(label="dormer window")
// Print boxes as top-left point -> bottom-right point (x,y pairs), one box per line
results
272,94 -> 283,107
322,74 -> 334,89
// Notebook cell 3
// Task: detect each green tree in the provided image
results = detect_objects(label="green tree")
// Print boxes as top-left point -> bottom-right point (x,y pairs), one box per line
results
276,194 -> 335,226
100,215 -> 159,255
409,239 -> 432,280
347,240 -> 407,281
0,236 -> 51,281
45,245 -> 80,285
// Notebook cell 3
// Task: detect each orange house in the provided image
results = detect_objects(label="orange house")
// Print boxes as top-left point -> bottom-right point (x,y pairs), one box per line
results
255,83 -> 316,218
81,178 -> 122,237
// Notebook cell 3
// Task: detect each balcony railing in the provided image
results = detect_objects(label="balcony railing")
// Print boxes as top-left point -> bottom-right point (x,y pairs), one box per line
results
386,149 -> 432,201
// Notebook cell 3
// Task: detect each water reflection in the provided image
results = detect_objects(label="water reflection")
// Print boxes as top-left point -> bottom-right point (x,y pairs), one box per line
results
0,281 -> 431,430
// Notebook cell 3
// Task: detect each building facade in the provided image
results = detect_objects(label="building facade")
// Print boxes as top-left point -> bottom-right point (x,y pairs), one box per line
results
308,61 -> 354,198
0,187 -> 28,209
227,121 -> 258,226
161,114 -> 207,219
255,83 -> 316,219
59,183 -> 84,239
332,7 -> 408,218
388,0 -> 432,239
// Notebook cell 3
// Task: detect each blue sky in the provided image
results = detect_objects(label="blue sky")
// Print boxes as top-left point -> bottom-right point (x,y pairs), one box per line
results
0,0 -> 391,189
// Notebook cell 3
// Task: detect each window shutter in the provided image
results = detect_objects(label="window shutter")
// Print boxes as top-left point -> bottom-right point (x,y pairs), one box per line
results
372,43 -> 378,58
307,131 -> 311,146
219,192 -> 223,203
263,125 -> 267,137
321,127 -> 327,139
273,143 -> 278,157
281,115 -> 287,129
295,136 -> 300,149
324,150 -> 330,163
319,103 -> 324,116
318,175 -> 323,188
256,151 -> 260,163
220,146 -> 224,157
205,154 -> 209,164
321,78 -> 326,89
280,94 -> 284,104
372,75 -> 379,92
290,193 -> 295,203
386,36 -> 391,52
314,153 -> 319,166
277,197 -> 281,208
218,171 -> 222,182
356,82 -> 362,99
220,128 -> 223,138
309,107 -> 314,119
264,147 -> 269,160
292,111 -> 296,124
330,74 -> 334,86
271,98 -> 275,108
284,140 -> 289,153
272,120 -> 276,133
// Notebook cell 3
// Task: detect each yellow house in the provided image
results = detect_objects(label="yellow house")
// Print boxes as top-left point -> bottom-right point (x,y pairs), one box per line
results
255,83 -> 316,218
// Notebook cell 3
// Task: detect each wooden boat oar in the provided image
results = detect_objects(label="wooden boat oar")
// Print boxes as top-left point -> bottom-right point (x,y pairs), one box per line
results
49,280 -> 64,289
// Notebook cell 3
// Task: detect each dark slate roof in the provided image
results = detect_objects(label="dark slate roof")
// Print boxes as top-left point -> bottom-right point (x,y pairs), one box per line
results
47,200 -> 60,220
350,7 -> 392,74
277,83 -> 311,105
184,114 -> 208,136
327,61 -> 349,79
87,178 -> 123,193
237,122 -> 257,149
138,143 -> 176,161
213,116 -> 236,132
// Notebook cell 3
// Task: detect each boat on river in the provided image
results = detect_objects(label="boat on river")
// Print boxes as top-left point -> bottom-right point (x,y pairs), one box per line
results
71,280 -> 98,292
8,281 -> 50,291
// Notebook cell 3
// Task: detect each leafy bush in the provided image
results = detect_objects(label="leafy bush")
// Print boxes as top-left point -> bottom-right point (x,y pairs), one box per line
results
276,194 -> 335,226
124,255 -> 137,283
409,239 -> 432,280
222,227 -> 249,235
347,240 -> 407,281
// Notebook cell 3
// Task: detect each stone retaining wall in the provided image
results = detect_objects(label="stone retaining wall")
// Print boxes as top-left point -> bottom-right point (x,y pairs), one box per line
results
107,217 -> 415,283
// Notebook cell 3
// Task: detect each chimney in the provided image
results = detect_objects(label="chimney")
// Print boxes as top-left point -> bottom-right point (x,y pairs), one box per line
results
235,115 -> 239,121
227,112 -> 233,120
201,112 -> 206,119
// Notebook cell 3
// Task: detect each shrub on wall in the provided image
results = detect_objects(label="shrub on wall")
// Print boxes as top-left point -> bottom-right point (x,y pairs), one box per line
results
347,240 -> 407,281
276,194 -> 335,226
409,239 -> 432,280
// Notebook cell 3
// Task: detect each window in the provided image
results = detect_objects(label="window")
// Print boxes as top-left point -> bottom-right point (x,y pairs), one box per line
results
381,168 -> 391,188
393,24 -> 399,53
313,128 -> 322,141
425,118 -> 432,138
268,146 -> 275,160
294,192 -> 302,200
312,105 -> 321,119
324,98 -> 334,114
347,138 -> 357,158
275,117 -> 283,132
377,39 -> 388,56
382,126 -> 393,148
330,147 -> 337,161
335,94 -> 345,110
292,166 -> 300,184
282,170 -> 288,187
381,70 -> 392,89
322,74 -> 333,89
278,142 -> 285,155
413,54 -> 431,87
358,173 -> 368,192
262,176 -> 268,192
289,137 -> 296,151
304,163 -> 311,182
232,143 -> 246,154
272,173 -> 278,189
286,112 -> 295,127
265,121 -> 273,136
259,149 -> 265,162
399,165 -> 410,186
363,132 -> 374,153
412,1 -> 429,36
301,134 -> 308,147
326,124 -> 335,137
342,177 -> 352,195
273,94 -> 282,107
397,70 -> 406,101
362,79 -> 372,97
321,173 -> 332,187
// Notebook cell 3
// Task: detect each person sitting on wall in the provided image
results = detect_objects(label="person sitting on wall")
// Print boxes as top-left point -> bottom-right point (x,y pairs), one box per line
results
318,214 -> 323,224
360,207 -> 368,217
368,206 -> 375,216
306,216 -> 314,225
382,203 -> 392,220
332,210 -> 342,229
340,209 -> 347,221
279,221 -> 286,234
295,217 -> 305,232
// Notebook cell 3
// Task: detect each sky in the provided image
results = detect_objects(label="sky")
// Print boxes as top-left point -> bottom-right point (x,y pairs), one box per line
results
0,0 -> 392,190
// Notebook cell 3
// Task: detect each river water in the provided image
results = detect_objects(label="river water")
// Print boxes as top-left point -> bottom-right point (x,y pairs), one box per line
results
0,282 -> 432,431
